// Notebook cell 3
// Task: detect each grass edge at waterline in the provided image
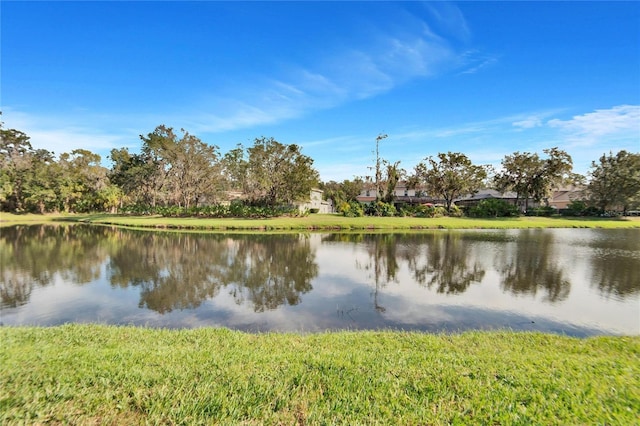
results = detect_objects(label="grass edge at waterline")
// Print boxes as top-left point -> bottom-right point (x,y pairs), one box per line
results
1,325 -> 638,425
1,212 -> 639,230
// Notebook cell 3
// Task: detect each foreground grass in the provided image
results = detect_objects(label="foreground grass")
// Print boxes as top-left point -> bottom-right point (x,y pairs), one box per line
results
2,212 -> 639,230
1,325 -> 638,424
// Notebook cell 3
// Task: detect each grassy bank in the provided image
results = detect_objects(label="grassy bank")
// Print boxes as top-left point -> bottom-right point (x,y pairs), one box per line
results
2,212 -> 639,230
1,325 -> 638,424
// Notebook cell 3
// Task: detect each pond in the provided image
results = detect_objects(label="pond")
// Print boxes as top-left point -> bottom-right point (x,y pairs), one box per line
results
1,225 -> 639,336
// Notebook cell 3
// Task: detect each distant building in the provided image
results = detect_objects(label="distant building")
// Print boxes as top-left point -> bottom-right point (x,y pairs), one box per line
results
298,188 -> 334,214
455,189 -> 532,212
547,187 -> 586,210
355,181 -> 440,206
456,187 -> 586,212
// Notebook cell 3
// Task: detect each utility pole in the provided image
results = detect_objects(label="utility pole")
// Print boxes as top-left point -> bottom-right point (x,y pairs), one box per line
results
374,133 -> 387,200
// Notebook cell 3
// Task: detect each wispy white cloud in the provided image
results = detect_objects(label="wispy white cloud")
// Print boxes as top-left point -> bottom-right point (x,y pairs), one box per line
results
547,105 -> 640,147
513,116 -> 544,129
459,52 -> 499,75
185,6 -> 470,134
298,135 -> 369,150
423,1 -> 471,43
5,4 -> 484,153
314,107 -> 630,181
393,110 -> 560,140
2,109 -> 137,161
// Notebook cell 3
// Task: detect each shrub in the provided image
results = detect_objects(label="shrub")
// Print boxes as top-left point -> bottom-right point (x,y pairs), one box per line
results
448,204 -> 463,217
431,206 -> 448,218
582,206 -> 604,217
364,201 -> 397,217
562,200 -> 588,216
398,204 -> 424,217
340,201 -> 364,217
469,199 -> 520,218
526,206 -> 556,217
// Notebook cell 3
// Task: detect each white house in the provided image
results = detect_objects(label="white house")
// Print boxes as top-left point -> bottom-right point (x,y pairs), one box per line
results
298,188 -> 334,214
356,181 -> 438,205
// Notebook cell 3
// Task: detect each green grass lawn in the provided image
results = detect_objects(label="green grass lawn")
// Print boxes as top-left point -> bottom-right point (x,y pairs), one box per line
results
1,325 -> 638,425
2,212 -> 639,230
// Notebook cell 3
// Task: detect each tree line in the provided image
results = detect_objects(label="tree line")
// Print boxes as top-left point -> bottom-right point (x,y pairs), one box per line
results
1,120 -> 638,216
0,122 -> 318,216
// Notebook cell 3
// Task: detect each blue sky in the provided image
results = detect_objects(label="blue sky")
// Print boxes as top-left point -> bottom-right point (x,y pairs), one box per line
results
2,1 -> 639,182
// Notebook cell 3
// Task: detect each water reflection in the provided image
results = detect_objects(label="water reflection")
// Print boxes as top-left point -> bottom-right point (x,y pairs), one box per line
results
0,225 -> 109,307
413,233 -> 485,294
588,229 -> 640,300
1,225 -> 639,335
222,235 -> 317,312
108,233 -> 318,313
495,230 -> 571,303
1,226 -> 318,313
340,233 -> 486,298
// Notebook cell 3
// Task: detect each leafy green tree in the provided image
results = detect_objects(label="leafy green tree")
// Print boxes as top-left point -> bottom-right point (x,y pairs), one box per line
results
494,148 -> 573,211
244,137 -> 319,206
137,125 -> 177,207
0,124 -> 34,211
320,178 -> 364,207
413,152 -> 487,213
587,150 -> 640,213
95,184 -> 125,213
164,130 -> 222,208
108,148 -> 150,206
221,144 -> 248,193
23,149 -> 59,213
382,161 -> 404,203
114,125 -> 223,209
55,149 -> 108,212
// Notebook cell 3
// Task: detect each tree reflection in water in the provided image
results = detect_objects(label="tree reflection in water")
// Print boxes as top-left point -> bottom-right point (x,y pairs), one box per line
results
0,225 -> 110,307
2,225 -> 639,323
107,232 -> 318,313
359,234 -> 400,313
495,230 -> 570,303
1,226 -> 318,313
407,232 -> 485,294
588,229 -> 640,299
330,232 -> 486,315
220,235 -> 318,312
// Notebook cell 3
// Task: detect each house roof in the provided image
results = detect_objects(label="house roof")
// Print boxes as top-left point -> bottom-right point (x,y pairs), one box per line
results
456,189 -> 519,202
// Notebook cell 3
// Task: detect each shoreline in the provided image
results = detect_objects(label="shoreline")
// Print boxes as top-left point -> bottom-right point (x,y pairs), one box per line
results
2,212 -> 639,231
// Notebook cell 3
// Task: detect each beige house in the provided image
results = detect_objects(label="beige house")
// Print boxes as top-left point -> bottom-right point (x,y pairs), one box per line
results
547,187 -> 585,210
456,187 -> 586,212
455,189 -> 530,212
356,181 -> 438,205
298,188 -> 334,214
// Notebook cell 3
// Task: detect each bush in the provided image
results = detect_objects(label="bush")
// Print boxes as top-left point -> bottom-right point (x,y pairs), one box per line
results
468,199 -> 520,218
431,206 -> 448,218
566,200 -> 586,215
582,206 -> 604,217
448,204 -> 463,217
339,201 -> 364,217
364,201 -> 397,217
120,201 -> 301,219
398,204 -> 429,217
526,206 -> 556,217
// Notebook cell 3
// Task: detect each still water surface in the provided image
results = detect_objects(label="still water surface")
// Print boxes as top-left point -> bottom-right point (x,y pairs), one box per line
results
1,225 -> 638,336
